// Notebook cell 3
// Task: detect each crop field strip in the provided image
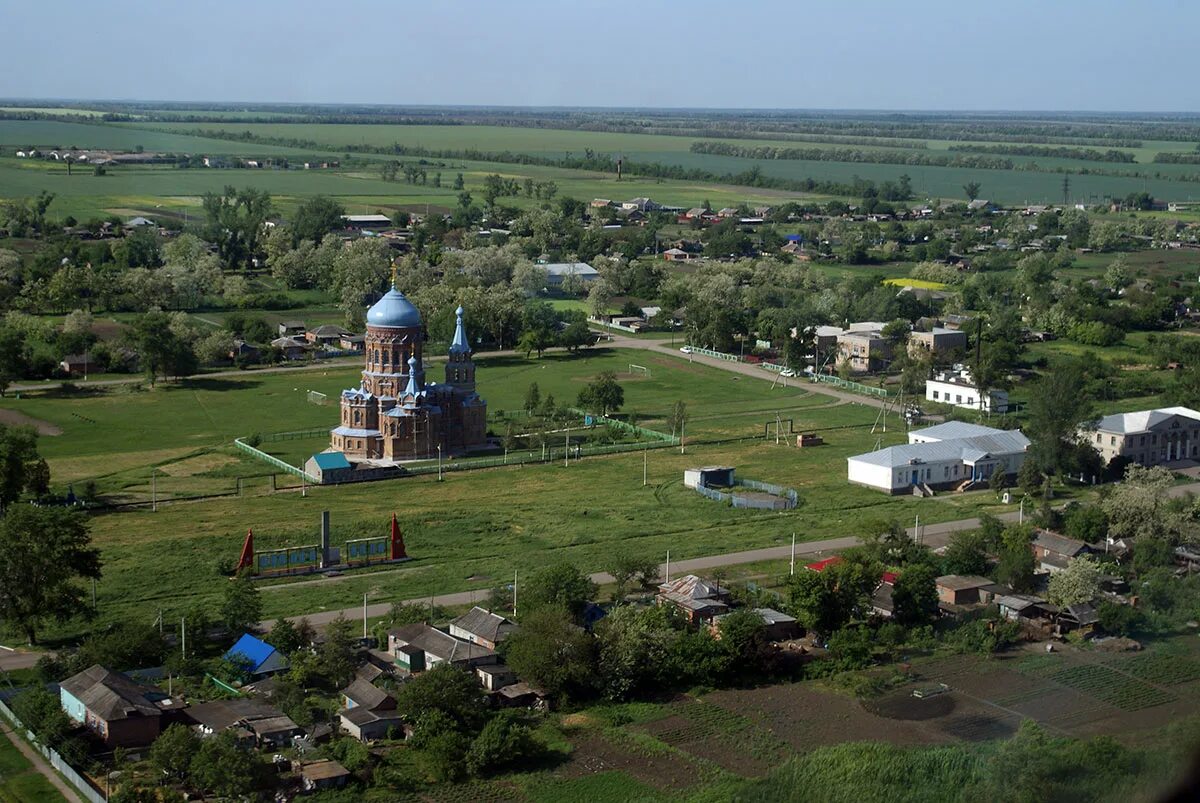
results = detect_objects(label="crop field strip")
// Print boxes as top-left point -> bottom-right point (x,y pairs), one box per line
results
1018,655 -> 1177,712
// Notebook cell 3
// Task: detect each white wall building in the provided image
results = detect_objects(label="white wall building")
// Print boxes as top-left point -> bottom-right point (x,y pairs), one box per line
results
847,422 -> 1029,494
925,369 -> 1009,413
1085,406 -> 1200,467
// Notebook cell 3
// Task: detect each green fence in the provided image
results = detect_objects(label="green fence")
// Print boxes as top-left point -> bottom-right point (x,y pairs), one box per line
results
811,373 -> 890,398
234,437 -> 319,483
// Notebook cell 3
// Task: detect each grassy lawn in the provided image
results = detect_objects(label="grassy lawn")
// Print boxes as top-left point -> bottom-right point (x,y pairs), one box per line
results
0,346 -> 1019,637
0,731 -> 69,803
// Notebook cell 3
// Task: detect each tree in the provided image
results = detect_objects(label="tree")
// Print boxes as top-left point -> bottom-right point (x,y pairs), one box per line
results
1026,363 -> 1094,475
0,424 -> 44,509
520,562 -> 597,620
666,400 -> 689,440
0,506 -> 101,644
126,311 -> 197,385
995,525 -> 1037,593
466,713 -> 537,777
716,607 -> 772,676
220,570 -> 262,636
502,606 -> 596,699
318,613 -> 358,687
1047,556 -> 1102,607
523,382 -> 541,414
328,238 -> 391,330
189,732 -> 264,799
963,182 -> 982,201
453,173 -> 465,190
290,195 -> 345,245
149,723 -> 200,782
577,370 -> 624,416
1100,464 -> 1177,542
891,564 -> 939,626
603,551 -> 659,602
395,664 -> 486,731
595,604 -> 682,700
943,530 -> 990,576
560,319 -> 593,353
787,559 -> 878,636
200,186 -> 272,270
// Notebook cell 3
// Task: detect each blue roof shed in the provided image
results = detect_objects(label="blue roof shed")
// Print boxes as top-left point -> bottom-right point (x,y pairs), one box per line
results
225,634 -> 291,676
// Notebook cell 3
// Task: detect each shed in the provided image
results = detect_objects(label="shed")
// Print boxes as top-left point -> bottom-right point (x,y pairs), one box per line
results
225,633 -> 290,677
299,759 -> 351,792
683,466 -> 735,490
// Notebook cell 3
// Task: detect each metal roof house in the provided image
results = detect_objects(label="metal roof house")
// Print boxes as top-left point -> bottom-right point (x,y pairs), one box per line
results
541,262 -> 599,287
449,607 -> 518,651
305,451 -> 353,483
225,633 -> 291,677
848,423 -> 1029,494
59,664 -> 173,747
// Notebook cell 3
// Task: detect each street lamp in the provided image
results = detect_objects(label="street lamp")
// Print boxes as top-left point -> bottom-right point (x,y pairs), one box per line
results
437,444 -> 443,481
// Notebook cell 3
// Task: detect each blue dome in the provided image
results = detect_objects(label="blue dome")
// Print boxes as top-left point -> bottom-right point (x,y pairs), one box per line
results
366,288 -> 422,328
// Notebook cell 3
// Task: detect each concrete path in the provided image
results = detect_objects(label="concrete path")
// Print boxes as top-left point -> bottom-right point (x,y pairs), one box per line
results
0,646 -> 42,673
0,720 -> 83,803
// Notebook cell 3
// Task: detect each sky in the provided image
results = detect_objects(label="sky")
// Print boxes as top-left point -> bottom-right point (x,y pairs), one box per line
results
2,0 -> 1197,112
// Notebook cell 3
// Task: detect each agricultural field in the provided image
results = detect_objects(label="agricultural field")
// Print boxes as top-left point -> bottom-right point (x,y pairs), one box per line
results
2,346 -> 1021,635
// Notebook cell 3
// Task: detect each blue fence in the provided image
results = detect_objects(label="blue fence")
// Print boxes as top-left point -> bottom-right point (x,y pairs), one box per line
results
692,478 -> 799,510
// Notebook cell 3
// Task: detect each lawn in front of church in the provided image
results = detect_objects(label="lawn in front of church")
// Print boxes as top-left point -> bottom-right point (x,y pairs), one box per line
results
5,345 -> 1017,639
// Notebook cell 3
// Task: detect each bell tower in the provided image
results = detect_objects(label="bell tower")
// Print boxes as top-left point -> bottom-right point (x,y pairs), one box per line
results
446,306 -> 475,391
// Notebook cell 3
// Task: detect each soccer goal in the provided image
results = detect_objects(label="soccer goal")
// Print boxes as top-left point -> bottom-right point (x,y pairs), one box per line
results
307,390 -> 328,406
629,364 -> 651,378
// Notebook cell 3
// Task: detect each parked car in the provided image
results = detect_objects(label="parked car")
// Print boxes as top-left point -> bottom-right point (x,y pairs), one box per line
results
679,346 -> 692,354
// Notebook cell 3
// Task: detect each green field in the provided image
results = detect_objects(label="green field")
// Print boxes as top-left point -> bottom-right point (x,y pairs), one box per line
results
0,731 -> 69,803
0,347 -> 1017,636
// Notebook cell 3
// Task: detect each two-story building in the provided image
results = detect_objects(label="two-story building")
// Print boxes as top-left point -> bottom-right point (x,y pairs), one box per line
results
1085,406 -> 1200,467
925,368 -> 1009,413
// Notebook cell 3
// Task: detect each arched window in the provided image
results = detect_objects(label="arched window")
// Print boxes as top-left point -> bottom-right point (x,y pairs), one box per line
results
383,350 -> 389,365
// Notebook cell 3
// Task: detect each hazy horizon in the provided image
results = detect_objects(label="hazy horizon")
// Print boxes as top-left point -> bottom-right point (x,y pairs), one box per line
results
3,1 -> 1198,113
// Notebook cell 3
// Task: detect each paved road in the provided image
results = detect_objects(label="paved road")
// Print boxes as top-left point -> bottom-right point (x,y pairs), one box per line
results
0,720 -> 83,803
0,647 -> 42,673
261,480 -> 1200,631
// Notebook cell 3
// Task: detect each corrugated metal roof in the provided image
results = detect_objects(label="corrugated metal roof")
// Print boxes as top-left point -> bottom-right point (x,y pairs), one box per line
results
312,452 -> 351,470
849,431 -> 1029,469
1093,406 -> 1200,435
910,421 -> 1007,442
225,634 -> 278,672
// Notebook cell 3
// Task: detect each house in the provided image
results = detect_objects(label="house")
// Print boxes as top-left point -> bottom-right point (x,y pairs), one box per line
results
871,583 -> 895,618
590,198 -> 614,208
805,555 -> 844,573
225,633 -> 291,678
182,698 -> 285,741
712,608 -> 801,641
908,328 -> 967,356
278,321 -> 306,337
58,354 -> 96,377
341,678 -> 396,712
967,199 -> 995,212
656,574 -> 730,624
828,323 -> 892,373
339,334 -> 366,352
59,665 -> 169,747
498,681 -> 547,709
305,451 -> 353,483
622,197 -> 660,212
124,216 -> 156,228
271,336 -> 310,361
449,607 -> 518,650
340,214 -> 393,229
541,262 -> 599,288
247,714 -> 305,748
387,623 -> 498,673
299,759 -> 351,792
935,575 -> 998,606
230,340 -> 261,362
306,324 -> 351,347
1031,530 -> 1092,572
847,422 -> 1029,494
1084,406 -> 1200,467
338,679 -> 401,741
925,368 -> 1010,413
996,594 -> 1055,624
476,664 -> 519,692
1056,602 -> 1100,636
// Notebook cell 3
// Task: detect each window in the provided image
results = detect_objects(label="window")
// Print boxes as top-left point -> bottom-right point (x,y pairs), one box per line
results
932,390 -> 939,400
955,394 -> 963,404
966,398 -> 974,406
1110,436 -> 1116,445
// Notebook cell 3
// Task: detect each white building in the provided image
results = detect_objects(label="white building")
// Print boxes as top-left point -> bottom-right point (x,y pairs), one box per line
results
925,369 -> 1009,413
1085,406 -> 1200,467
541,262 -> 599,288
847,421 -> 1029,494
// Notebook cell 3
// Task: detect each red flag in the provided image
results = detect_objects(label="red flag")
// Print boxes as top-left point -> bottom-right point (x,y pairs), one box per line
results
237,528 -> 254,573
390,514 -> 407,560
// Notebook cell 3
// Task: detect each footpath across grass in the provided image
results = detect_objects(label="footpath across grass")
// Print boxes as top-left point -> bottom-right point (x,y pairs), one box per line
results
0,728 -> 69,803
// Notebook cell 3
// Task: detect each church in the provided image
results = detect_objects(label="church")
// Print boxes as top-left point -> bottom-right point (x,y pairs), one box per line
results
329,283 -> 488,463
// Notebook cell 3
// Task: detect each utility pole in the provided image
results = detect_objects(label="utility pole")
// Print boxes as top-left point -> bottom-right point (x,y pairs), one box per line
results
679,419 -> 685,455
180,617 -> 186,661
665,549 -> 671,584
512,569 -> 518,617
790,533 -> 796,576
437,444 -> 443,482
915,514 -> 921,545
151,468 -> 157,512
643,448 -> 648,487
564,426 -> 570,467
363,594 -> 368,639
